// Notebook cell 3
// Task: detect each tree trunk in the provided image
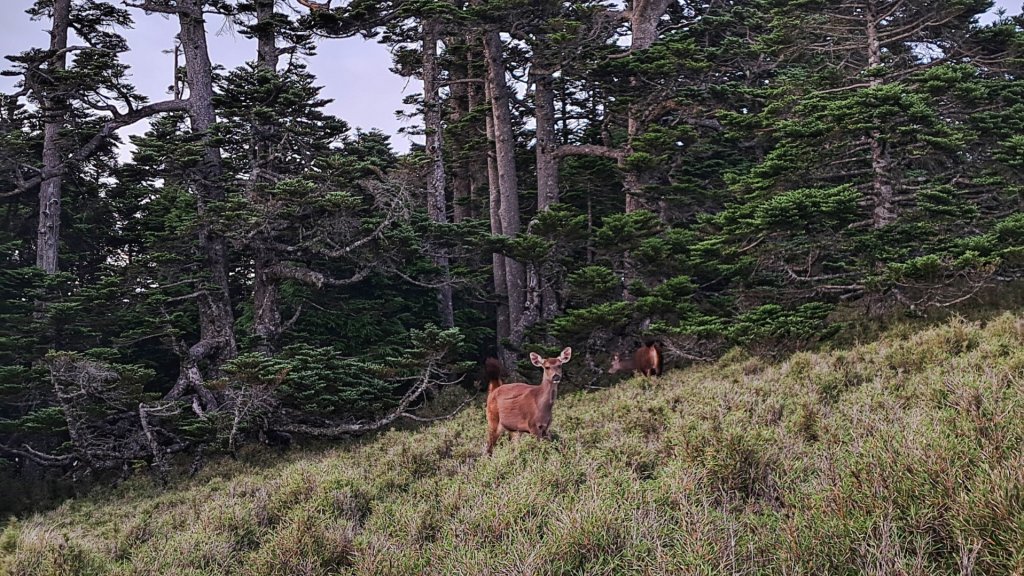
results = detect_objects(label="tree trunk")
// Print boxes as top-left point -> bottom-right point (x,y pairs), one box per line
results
423,19 -> 455,328
622,0 -> 671,213
869,136 -> 896,227
255,0 -> 278,71
178,0 -> 237,375
628,0 -> 668,50
533,66 -> 560,321
449,36 -> 473,223
467,49 -> 488,222
252,257 -> 282,353
534,71 -> 559,211
252,0 -> 284,353
35,0 -> 71,274
485,79 -> 511,366
865,0 -> 896,227
483,30 -> 526,362
449,85 -> 472,225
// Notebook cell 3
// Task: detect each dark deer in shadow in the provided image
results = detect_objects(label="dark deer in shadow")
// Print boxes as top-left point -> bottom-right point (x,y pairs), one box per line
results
608,342 -> 662,377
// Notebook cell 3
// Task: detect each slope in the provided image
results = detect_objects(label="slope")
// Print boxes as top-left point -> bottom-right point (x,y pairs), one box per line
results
2,314 -> 1024,575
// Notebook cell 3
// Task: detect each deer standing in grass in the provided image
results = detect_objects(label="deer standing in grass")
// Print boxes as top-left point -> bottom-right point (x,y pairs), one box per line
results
484,348 -> 571,455
608,342 -> 662,377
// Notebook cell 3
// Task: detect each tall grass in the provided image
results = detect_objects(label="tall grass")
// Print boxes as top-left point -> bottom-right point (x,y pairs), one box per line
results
3,314 -> 1024,575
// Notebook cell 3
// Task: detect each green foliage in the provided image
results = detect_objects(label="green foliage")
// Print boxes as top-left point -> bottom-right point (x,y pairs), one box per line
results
550,301 -> 633,339
592,211 -> 662,251
751,185 -> 863,234
566,266 -> 619,306
728,303 -> 835,353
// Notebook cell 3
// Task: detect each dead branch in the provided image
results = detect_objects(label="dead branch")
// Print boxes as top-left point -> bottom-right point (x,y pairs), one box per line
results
266,262 -> 372,288
552,144 -> 626,161
295,0 -> 332,11
4,98 -> 189,197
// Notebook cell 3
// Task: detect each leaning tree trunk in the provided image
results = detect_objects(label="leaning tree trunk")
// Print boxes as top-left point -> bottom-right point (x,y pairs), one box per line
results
36,0 -> 71,274
423,18 -> 455,328
175,0 -> 237,395
482,29 -> 527,366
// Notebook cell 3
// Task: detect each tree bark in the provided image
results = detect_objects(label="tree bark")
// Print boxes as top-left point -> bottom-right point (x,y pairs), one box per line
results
532,65 -> 560,321
35,0 -> 71,274
466,47 -> 488,222
482,29 -> 526,363
449,35 -> 473,223
178,0 -> 237,373
449,86 -> 472,224
484,79 -> 511,365
627,0 -> 669,51
622,0 -> 671,213
423,19 -> 455,328
534,71 -> 559,212
255,0 -> 278,71
251,0 -> 283,353
252,260 -> 282,352
865,0 -> 896,227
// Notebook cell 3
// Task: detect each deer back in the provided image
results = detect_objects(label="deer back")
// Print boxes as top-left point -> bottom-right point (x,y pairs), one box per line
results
634,344 -> 660,374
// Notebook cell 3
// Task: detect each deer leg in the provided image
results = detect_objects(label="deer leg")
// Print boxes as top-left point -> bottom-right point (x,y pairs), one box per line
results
485,407 -> 502,455
528,421 -> 546,441
486,425 -> 502,455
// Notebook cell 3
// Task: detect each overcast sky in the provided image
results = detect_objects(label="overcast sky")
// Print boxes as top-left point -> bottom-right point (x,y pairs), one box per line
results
0,1 -> 420,152
1,0 -> 1021,157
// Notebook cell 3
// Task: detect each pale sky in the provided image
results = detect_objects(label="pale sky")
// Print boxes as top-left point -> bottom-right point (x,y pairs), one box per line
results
0,0 -> 420,153
1,0 -> 1021,158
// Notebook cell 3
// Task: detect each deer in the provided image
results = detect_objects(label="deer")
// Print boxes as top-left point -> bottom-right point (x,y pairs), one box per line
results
483,348 -> 571,455
608,342 -> 662,377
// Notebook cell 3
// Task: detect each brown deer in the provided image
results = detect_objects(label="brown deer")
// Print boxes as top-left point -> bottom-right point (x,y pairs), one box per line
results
608,342 -> 662,377
484,348 -> 571,455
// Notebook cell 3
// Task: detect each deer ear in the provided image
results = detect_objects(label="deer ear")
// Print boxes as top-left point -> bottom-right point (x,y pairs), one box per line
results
558,347 -> 572,363
530,352 -> 544,367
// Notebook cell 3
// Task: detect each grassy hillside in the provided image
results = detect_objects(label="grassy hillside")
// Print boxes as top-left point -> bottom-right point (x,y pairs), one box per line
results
3,314 -> 1024,575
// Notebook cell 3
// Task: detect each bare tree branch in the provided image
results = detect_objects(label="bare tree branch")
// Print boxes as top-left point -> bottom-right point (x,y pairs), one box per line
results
265,262 -> 372,288
552,144 -> 626,160
294,0 -> 333,11
4,98 -> 189,197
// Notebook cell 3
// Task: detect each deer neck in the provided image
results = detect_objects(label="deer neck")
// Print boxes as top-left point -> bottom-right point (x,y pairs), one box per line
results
539,375 -> 558,404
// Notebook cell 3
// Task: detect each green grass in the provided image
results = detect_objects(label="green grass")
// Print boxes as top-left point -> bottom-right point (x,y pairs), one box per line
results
3,314 -> 1024,575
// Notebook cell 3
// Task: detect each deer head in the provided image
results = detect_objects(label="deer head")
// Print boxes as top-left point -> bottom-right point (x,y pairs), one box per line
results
607,352 -> 627,374
530,347 -> 572,385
